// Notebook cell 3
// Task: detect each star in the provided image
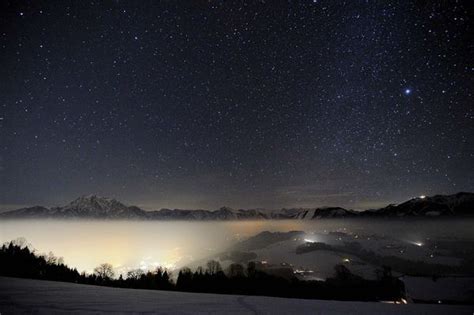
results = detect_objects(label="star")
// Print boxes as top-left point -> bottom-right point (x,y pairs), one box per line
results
0,1 -> 471,209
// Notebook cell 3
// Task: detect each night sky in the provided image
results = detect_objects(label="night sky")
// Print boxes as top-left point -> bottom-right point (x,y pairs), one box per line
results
1,1 -> 472,211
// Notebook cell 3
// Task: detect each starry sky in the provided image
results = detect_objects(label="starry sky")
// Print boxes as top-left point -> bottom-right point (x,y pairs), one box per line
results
0,1 -> 472,211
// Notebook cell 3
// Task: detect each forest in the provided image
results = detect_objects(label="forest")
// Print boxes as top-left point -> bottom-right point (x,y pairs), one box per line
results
0,241 -> 405,302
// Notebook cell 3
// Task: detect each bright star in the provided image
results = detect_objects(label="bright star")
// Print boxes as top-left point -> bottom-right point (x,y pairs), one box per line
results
404,88 -> 412,95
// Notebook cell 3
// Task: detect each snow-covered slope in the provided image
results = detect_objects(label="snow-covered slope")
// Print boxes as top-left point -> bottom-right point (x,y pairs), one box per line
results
1,277 -> 471,314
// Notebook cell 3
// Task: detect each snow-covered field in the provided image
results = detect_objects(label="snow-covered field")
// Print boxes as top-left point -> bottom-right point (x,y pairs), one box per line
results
0,277 -> 472,314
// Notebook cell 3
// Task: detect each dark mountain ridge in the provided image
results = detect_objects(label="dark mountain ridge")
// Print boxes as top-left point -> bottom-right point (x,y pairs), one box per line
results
360,192 -> 474,217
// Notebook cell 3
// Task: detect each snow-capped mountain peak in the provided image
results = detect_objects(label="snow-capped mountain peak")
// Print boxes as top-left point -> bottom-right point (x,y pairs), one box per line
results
63,195 -> 129,215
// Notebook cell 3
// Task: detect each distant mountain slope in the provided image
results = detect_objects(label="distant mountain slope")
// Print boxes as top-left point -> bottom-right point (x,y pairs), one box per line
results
0,206 -> 51,219
361,192 -> 474,217
295,207 -> 357,219
1,193 -> 473,220
0,196 -> 148,219
233,230 -> 305,251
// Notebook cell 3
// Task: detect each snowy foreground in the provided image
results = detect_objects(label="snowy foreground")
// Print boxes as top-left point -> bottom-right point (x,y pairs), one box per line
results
0,277 -> 472,314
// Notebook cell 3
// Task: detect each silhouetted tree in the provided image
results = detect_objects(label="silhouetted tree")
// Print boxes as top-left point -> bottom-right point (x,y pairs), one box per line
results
177,267 -> 193,290
94,263 -> 114,280
46,251 -> 58,265
127,269 -> 144,280
227,263 -> 245,278
196,266 -> 204,275
162,270 -> 170,284
206,260 -> 222,275
247,261 -> 257,278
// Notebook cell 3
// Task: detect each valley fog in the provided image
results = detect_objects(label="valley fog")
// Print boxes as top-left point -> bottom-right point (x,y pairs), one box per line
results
1,219 -> 473,275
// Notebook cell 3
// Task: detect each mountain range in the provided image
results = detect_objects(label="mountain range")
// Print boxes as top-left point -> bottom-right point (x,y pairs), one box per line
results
0,192 -> 472,220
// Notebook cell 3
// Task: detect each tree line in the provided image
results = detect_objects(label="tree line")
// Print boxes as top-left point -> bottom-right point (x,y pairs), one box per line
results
0,241 -> 405,302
